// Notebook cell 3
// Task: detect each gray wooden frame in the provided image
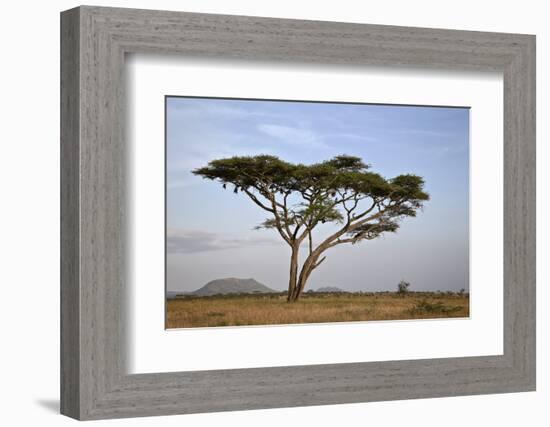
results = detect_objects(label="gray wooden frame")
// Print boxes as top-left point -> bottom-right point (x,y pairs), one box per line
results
60,5 -> 536,421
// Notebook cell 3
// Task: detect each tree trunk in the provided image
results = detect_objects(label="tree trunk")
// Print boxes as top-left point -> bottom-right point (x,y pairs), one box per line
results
288,251 -> 323,302
286,245 -> 299,302
293,260 -> 315,301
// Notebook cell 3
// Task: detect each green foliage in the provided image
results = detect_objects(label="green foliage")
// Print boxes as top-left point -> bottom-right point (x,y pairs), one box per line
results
193,154 -> 429,242
192,154 -> 429,200
397,280 -> 411,295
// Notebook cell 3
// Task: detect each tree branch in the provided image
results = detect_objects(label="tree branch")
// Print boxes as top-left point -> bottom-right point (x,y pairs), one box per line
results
243,188 -> 292,244
242,188 -> 275,213
314,256 -> 326,268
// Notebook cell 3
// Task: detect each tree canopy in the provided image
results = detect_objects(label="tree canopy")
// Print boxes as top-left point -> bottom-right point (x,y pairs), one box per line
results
193,154 -> 429,301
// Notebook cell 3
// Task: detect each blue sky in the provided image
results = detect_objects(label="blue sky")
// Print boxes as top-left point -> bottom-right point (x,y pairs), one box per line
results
166,97 -> 469,293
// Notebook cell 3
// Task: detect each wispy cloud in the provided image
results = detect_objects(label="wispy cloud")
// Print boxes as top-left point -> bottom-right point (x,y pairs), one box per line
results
167,229 -> 278,254
257,123 -> 327,148
323,132 -> 377,143
168,101 -> 281,121
385,128 -> 467,155
391,128 -> 454,138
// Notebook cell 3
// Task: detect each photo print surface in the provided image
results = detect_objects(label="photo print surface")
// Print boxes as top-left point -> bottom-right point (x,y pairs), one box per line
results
165,96 -> 469,329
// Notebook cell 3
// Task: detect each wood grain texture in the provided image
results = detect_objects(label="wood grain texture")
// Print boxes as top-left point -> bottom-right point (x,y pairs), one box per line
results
60,5 -> 536,420
60,7 -> 80,419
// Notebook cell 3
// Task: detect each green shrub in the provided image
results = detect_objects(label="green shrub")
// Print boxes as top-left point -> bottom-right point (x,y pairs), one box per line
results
397,280 -> 411,295
409,299 -> 462,315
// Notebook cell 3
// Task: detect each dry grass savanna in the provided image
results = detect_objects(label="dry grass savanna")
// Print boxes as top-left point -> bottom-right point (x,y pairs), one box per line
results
166,291 -> 469,329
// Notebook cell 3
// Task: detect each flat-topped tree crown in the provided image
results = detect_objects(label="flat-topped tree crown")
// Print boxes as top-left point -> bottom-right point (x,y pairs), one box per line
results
193,154 -> 429,301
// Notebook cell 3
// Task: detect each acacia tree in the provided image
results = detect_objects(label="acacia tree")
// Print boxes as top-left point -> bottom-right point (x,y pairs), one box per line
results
193,155 -> 429,302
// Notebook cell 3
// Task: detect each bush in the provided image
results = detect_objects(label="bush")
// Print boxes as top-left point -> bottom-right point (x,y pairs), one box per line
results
397,280 -> 411,295
409,299 -> 462,315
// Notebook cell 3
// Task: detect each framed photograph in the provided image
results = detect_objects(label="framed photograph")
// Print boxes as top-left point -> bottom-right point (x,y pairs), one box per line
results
164,96 -> 469,329
60,6 -> 535,420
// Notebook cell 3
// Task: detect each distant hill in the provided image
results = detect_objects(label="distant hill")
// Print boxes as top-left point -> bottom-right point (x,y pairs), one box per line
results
313,286 -> 346,293
191,278 -> 276,296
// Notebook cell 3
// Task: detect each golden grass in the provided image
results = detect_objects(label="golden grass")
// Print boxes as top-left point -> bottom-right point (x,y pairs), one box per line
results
166,292 -> 469,329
